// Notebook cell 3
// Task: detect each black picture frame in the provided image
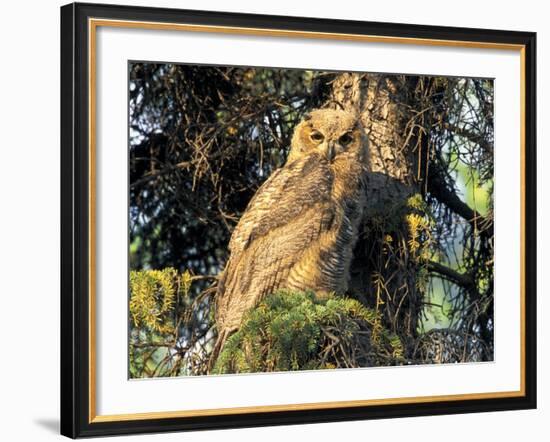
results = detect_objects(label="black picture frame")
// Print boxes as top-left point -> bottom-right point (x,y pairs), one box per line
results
60,2 -> 537,438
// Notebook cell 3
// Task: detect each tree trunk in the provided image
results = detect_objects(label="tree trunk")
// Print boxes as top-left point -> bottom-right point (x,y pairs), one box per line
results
323,73 -> 427,356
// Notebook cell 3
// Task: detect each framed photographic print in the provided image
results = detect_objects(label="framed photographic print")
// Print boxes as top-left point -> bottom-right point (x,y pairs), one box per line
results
60,2 -> 537,438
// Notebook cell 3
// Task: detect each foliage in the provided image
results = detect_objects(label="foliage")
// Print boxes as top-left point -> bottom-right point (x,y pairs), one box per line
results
212,291 -> 404,374
130,268 -> 177,334
129,269 -> 215,378
405,194 -> 435,260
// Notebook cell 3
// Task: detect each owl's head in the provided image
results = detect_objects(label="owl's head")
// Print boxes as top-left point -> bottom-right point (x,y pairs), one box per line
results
287,109 -> 367,165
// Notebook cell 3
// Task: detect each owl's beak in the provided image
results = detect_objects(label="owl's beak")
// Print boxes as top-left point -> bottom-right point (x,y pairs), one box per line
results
323,141 -> 336,162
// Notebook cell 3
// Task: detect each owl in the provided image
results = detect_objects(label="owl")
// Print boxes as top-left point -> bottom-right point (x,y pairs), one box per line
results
212,109 -> 368,363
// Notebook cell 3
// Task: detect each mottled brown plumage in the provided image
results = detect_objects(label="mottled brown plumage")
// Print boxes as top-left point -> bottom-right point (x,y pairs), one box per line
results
212,109 -> 368,363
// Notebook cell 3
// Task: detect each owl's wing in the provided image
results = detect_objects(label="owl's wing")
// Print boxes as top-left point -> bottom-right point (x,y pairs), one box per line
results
228,154 -> 329,255
216,154 -> 334,333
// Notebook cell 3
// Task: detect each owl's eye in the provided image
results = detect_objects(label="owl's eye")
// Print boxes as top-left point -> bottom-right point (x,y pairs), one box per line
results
339,132 -> 354,146
310,131 -> 324,143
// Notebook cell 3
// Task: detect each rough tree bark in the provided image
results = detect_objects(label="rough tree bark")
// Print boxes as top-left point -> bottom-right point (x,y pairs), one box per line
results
324,73 -> 426,356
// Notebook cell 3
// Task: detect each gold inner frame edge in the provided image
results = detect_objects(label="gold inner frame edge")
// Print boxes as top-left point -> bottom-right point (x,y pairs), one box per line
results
87,17 -> 527,423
